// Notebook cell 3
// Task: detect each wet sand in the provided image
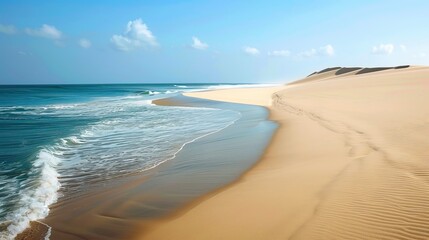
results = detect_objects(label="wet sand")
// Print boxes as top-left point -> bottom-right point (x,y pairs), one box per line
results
16,96 -> 275,240
140,66 -> 429,239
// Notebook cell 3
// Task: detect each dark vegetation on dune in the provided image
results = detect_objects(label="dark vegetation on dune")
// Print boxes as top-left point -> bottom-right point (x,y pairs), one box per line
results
318,67 -> 341,74
356,65 -> 409,74
307,67 -> 341,77
394,65 -> 410,69
296,65 -> 410,85
307,72 -> 318,77
335,67 -> 362,75
309,65 -> 410,77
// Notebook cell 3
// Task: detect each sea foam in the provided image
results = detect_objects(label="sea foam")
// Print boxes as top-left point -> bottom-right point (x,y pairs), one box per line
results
0,85 -> 247,239
1,150 -> 60,240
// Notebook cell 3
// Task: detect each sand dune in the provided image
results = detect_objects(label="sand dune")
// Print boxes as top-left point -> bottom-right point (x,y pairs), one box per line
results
292,65 -> 412,86
139,66 -> 429,240
276,65 -> 429,239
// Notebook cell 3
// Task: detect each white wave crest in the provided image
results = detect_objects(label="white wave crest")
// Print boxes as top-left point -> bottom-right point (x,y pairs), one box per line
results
64,136 -> 84,145
1,149 -> 61,240
147,91 -> 161,95
165,90 -> 178,94
129,99 -> 153,106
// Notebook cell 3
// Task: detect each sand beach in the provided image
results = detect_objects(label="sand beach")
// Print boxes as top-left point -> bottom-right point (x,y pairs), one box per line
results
140,66 -> 429,239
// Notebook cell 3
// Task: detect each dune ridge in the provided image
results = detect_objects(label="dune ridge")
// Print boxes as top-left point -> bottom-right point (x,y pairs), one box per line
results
139,65 -> 429,240
277,65 -> 429,239
293,65 -> 411,85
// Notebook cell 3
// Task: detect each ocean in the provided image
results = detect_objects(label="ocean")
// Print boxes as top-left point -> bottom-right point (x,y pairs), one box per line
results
0,83 -> 267,239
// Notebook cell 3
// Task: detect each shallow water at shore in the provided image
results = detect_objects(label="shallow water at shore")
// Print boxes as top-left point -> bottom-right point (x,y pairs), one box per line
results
32,95 -> 277,239
1,84 -> 266,239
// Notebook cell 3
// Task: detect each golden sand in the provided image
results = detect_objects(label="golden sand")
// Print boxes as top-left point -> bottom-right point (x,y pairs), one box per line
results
140,66 -> 429,239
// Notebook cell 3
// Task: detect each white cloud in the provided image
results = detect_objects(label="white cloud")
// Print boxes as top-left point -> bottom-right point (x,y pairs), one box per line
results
372,44 -> 394,55
298,44 -> 335,58
111,35 -> 135,51
268,50 -> 291,57
400,45 -> 407,52
111,18 -> 157,51
298,48 -> 317,58
0,24 -> 17,35
320,44 -> 334,56
243,46 -> 260,56
25,24 -> 62,40
79,38 -> 91,48
191,37 -> 208,50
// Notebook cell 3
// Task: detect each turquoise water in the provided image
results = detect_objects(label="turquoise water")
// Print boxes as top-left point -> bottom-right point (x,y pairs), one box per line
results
0,84 -> 254,239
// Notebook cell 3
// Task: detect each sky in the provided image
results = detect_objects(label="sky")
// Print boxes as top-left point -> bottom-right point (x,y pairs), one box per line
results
0,0 -> 428,84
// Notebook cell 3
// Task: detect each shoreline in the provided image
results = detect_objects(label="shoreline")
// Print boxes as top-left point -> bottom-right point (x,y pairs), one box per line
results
147,93 -> 281,218
139,66 -> 429,239
17,94 -> 276,240
138,86 -> 338,239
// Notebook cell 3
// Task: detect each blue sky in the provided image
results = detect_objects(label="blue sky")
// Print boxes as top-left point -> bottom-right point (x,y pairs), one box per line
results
0,0 -> 428,84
